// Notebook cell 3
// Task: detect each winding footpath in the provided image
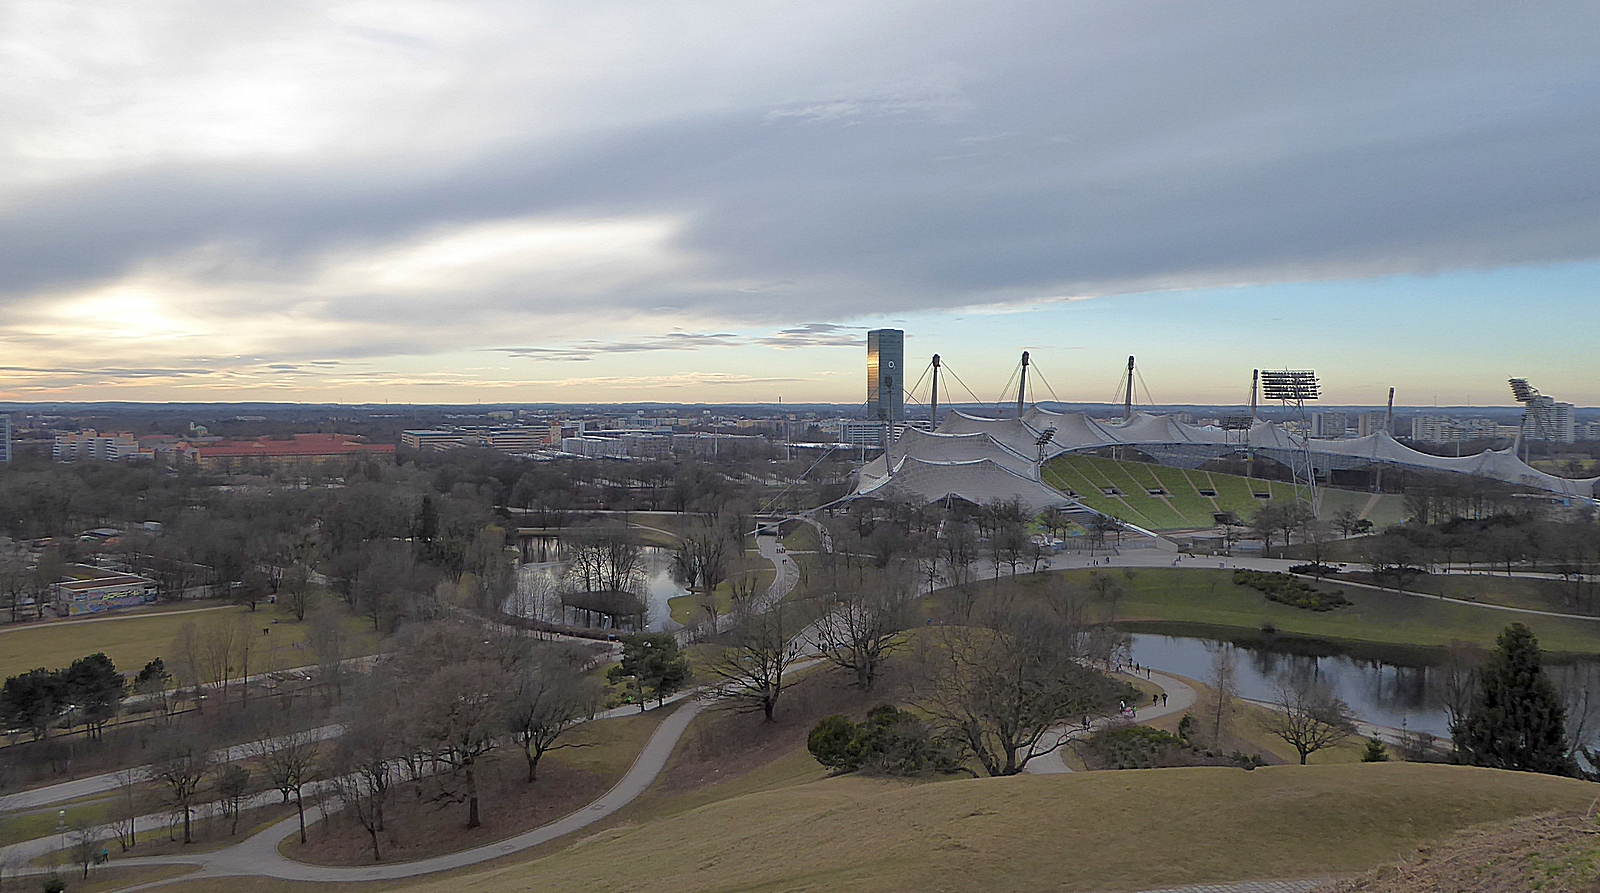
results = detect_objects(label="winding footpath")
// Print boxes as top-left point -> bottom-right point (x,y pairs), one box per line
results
1023,668 -> 1198,775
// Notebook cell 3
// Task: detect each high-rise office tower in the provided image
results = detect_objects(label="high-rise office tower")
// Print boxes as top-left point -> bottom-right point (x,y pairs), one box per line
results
867,329 -> 904,423
0,414 -> 10,463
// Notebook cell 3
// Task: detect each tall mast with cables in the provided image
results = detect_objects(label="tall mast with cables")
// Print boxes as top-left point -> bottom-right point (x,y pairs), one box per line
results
1016,351 -> 1030,417
1124,355 -> 1136,421
930,354 -> 940,428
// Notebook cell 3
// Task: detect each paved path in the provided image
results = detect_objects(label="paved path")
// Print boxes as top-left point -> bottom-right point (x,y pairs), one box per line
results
1023,668 -> 1197,774
0,724 -> 346,814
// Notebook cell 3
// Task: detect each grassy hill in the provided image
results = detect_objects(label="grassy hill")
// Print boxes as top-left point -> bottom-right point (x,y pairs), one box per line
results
1042,453 -> 1407,531
394,762 -> 1598,893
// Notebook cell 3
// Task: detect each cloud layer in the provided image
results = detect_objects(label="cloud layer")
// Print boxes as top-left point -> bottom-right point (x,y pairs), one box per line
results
2,1 -> 1597,399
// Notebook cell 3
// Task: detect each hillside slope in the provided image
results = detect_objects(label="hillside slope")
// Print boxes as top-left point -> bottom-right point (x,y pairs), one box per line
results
400,762 -> 1598,893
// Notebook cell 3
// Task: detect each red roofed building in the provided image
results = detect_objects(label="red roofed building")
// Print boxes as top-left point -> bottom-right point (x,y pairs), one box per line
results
183,434 -> 395,472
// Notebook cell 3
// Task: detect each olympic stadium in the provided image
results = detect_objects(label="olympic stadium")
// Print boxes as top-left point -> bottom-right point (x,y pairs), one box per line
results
847,338 -> 1599,532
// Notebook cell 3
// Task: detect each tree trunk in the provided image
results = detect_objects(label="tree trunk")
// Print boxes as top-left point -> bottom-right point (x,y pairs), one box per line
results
524,746 -> 538,783
466,767 -> 480,829
295,788 -> 307,844
182,805 -> 192,844
367,823 -> 381,862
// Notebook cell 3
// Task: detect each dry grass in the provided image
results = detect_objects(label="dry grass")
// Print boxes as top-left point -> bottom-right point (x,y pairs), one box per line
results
1329,810 -> 1600,892
392,762 -> 1600,893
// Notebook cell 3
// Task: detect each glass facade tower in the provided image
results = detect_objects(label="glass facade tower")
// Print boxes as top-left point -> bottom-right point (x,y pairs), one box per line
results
867,329 -> 904,423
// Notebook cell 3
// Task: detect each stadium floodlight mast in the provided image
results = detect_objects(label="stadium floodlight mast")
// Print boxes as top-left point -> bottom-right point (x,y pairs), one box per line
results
1259,369 -> 1321,515
1508,377 -> 1551,464
1035,425 -> 1057,460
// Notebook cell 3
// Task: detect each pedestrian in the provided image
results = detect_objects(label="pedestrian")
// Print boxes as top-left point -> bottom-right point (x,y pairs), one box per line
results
1152,693 -> 1159,705
1162,693 -> 1168,706
1082,715 -> 1090,730
1146,667 -> 1151,679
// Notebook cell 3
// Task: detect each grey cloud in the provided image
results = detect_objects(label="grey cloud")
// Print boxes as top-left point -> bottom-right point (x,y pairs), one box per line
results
0,1 -> 1596,338
493,332 -> 744,362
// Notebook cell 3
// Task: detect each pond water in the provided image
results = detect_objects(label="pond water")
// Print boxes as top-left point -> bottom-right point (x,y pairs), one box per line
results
1129,633 -> 1600,740
511,536 -> 688,633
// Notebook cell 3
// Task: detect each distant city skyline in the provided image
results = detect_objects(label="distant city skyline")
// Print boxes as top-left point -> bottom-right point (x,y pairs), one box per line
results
1,3 -> 1596,406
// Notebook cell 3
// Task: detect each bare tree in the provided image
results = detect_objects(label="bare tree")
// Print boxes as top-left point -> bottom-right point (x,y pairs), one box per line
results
1197,648 -> 1239,747
1431,641 -> 1484,736
333,679 -> 402,859
412,662 -> 506,828
112,769 -> 142,851
329,772 -> 386,863
148,731 -> 212,844
671,521 -> 732,594
281,563 -> 314,622
213,764 -> 251,836
941,521 -> 979,589
196,616 -> 239,706
504,657 -> 600,783
708,603 -> 801,721
917,610 -> 1126,776
252,726 -> 321,844
69,820 -> 103,879
809,566 -> 912,690
308,606 -> 349,699
1261,674 -> 1357,764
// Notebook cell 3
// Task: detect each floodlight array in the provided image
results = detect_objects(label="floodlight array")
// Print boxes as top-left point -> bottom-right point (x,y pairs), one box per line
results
1508,378 -> 1539,403
1259,370 -> 1320,402
1219,415 -> 1254,431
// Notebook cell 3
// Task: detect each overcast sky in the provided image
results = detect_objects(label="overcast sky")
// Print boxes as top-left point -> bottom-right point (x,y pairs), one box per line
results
2,1 -> 1597,406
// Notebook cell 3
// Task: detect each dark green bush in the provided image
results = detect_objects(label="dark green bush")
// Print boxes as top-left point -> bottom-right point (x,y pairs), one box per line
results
1233,569 -> 1351,611
807,706 -> 963,776
1362,737 -> 1390,762
807,714 -> 860,771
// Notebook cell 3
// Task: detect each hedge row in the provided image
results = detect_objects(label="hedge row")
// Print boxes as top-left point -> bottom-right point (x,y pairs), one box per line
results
1232,569 -> 1351,612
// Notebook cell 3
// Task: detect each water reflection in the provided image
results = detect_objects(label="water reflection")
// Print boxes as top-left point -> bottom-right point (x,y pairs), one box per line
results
510,536 -> 688,632
1132,633 -> 1600,743
1132,634 -> 1451,737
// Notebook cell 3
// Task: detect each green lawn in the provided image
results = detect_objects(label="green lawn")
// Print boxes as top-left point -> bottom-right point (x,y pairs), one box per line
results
1040,454 -> 1407,532
392,762 -> 1598,893
0,600 -> 377,681
933,568 -> 1600,655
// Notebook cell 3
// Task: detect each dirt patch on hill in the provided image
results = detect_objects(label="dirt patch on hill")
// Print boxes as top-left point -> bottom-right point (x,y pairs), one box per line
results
658,662 -> 914,795
290,751 -> 608,865
1326,810 -> 1600,893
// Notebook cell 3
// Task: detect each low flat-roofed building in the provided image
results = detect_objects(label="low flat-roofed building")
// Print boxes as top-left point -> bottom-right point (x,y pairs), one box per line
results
185,434 -> 395,471
52,565 -> 158,616
54,429 -> 139,462
401,429 -> 467,451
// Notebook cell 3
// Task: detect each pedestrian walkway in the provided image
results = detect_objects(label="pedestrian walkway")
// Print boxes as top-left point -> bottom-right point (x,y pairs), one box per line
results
1022,668 -> 1198,774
